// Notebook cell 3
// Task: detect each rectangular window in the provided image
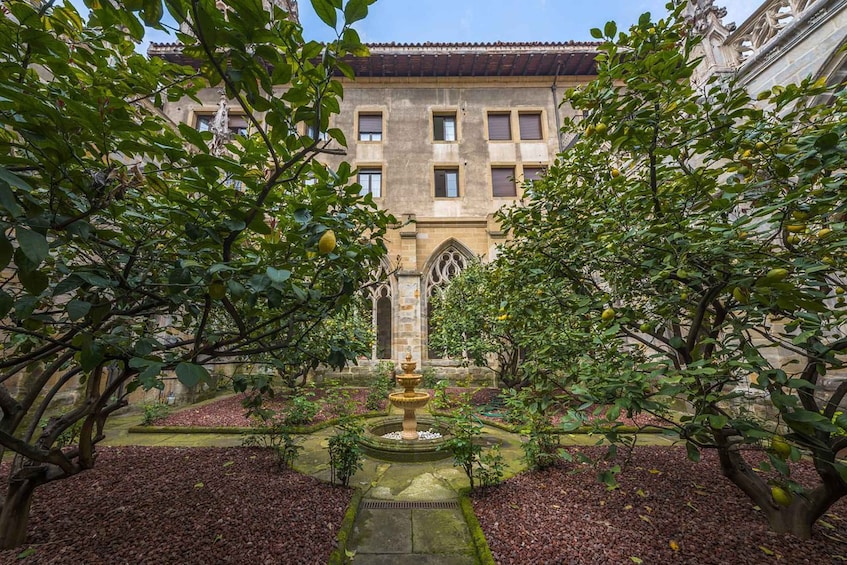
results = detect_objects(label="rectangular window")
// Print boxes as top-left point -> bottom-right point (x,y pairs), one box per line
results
434,168 -> 459,198
433,113 -> 457,141
492,167 -> 516,197
358,168 -> 382,197
487,113 -> 511,141
306,123 -> 329,141
519,113 -> 542,140
358,113 -> 383,141
195,114 -> 248,136
523,167 -> 546,183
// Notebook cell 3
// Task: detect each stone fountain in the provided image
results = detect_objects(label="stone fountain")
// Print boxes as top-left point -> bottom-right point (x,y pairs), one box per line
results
388,353 -> 431,439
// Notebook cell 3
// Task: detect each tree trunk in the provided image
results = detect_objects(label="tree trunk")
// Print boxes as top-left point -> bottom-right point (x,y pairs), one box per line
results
765,504 -> 814,539
0,478 -> 38,549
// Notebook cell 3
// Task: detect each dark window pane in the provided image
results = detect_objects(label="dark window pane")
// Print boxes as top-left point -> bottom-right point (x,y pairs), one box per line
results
434,169 -> 459,198
524,167 -> 546,182
358,169 -> 382,197
519,113 -> 542,140
434,114 -> 456,141
376,295 -> 392,359
359,113 -> 382,141
492,167 -> 516,197
488,113 -> 511,140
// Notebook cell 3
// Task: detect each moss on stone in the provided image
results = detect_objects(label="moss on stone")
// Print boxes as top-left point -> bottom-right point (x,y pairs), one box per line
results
328,488 -> 364,565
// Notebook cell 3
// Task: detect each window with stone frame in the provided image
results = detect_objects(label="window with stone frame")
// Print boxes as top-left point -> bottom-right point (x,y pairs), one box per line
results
433,112 -> 457,142
518,112 -> 543,140
195,113 -> 249,136
491,166 -> 517,197
434,168 -> 459,198
358,168 -> 382,198
358,113 -> 383,141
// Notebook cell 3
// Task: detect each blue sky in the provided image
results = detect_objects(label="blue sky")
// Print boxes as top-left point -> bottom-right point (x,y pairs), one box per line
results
298,1 -> 760,44
129,0 -> 760,50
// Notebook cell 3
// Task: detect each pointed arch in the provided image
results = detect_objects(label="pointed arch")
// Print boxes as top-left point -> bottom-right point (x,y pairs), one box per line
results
364,257 -> 396,360
422,239 -> 477,359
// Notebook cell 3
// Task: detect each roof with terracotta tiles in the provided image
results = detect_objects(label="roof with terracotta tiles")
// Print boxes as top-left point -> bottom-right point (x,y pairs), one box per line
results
147,41 -> 600,77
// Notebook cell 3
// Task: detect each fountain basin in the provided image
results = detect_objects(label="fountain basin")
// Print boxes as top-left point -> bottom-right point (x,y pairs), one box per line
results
359,416 -> 451,462
395,374 -> 422,389
388,390 -> 431,410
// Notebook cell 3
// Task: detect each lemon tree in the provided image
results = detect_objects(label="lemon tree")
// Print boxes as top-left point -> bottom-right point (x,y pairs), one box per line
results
0,0 -> 389,548
500,1 -> 847,538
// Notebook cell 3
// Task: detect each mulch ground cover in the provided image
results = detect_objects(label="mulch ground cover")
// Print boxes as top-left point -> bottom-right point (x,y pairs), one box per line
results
472,445 -> 847,564
153,387 -> 386,428
153,385 -> 665,430
0,447 -> 351,564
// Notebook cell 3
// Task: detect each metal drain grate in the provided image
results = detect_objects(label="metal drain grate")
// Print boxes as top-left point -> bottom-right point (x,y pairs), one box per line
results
361,500 -> 459,510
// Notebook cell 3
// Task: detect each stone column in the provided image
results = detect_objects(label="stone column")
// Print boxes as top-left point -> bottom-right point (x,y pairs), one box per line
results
395,215 -> 423,362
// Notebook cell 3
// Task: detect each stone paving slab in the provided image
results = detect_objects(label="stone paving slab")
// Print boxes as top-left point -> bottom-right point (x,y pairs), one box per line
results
412,508 -> 474,554
347,504 -> 477,563
350,508 -> 412,554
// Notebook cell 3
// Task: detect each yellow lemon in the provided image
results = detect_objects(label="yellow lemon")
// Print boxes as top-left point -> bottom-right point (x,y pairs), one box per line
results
771,486 -> 793,507
318,230 -> 337,254
771,436 -> 791,459
601,307 -> 615,321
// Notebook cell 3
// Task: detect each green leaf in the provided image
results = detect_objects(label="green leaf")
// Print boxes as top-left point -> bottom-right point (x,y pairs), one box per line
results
175,362 -> 210,388
18,268 -> 49,295
590,28 -> 603,39
815,132 -> 839,151
343,0 -> 369,24
0,233 -> 12,270
310,0 -> 338,28
17,547 -> 36,559
80,342 -> 104,371
178,122 -> 210,149
15,227 -> 49,266
0,180 -> 23,216
604,21 -> 617,39
685,442 -> 700,462
0,290 -> 12,317
266,267 -> 291,284
0,166 -> 33,192
66,299 -> 91,321
140,0 -> 163,25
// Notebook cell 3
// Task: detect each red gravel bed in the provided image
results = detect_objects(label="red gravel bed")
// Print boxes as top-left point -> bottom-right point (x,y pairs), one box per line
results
0,447 -> 351,564
472,446 -> 847,564
154,388 -> 385,428
429,387 -> 666,428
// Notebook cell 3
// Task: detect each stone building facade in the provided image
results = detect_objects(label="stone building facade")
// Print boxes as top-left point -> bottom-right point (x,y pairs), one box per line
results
149,0 -> 846,377
149,38 -> 598,376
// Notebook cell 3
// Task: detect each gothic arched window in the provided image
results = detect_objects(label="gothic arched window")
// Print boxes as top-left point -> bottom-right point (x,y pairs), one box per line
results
424,244 -> 471,359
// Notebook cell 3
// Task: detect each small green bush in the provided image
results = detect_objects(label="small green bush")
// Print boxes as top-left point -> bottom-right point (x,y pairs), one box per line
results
325,387 -> 356,419
477,444 -> 505,488
366,365 -> 393,411
283,391 -> 319,426
431,379 -> 451,409
421,366 -> 439,388
141,402 -> 170,426
242,415 -> 303,469
328,419 -> 365,487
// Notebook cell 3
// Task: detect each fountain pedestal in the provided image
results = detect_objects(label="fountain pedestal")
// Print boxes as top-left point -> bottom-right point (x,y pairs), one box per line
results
388,354 -> 431,440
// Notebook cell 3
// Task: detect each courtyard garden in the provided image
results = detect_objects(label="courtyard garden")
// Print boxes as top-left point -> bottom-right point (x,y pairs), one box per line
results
2,0 -> 847,563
